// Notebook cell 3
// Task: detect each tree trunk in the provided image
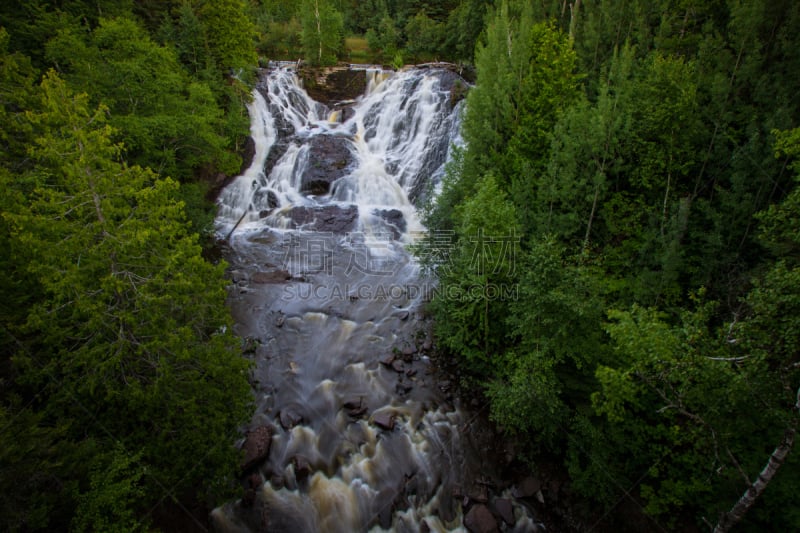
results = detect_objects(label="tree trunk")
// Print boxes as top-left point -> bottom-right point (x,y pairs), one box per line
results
584,182 -> 600,250
569,0 -> 582,41
713,388 -> 799,533
314,0 -> 322,64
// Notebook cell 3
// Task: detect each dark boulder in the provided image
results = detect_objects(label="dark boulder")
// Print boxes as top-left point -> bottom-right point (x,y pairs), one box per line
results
242,472 -> 263,508
285,204 -> 359,233
301,135 -> 354,195
298,67 -> 368,105
292,455 -> 312,481
255,189 -> 279,218
371,411 -> 395,431
469,484 -> 489,504
343,397 -> 368,418
373,209 -> 407,239
241,426 -> 272,471
464,504 -> 499,533
492,498 -> 515,526
513,476 -> 542,499
239,135 -> 257,175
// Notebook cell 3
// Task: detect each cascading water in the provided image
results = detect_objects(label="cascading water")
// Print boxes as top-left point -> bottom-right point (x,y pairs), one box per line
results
212,66 -> 539,532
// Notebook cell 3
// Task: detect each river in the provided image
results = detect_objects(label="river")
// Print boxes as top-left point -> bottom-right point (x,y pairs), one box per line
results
210,66 -> 541,533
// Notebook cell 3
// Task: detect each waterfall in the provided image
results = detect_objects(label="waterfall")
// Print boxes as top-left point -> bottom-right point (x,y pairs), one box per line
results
212,66 -> 535,532
215,67 -> 463,239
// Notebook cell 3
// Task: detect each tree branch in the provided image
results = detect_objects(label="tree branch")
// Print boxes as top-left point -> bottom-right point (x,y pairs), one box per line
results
713,387 -> 800,533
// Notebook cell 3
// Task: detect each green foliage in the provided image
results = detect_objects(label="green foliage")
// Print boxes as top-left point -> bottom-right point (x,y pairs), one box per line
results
366,15 -> 400,59
45,17 -> 239,183
432,174 -> 519,367
421,0 -> 800,529
301,0 -> 345,65
72,446 -> 146,533
1,72 -> 251,529
404,10 -> 445,60
199,0 -> 258,76
460,3 -> 580,234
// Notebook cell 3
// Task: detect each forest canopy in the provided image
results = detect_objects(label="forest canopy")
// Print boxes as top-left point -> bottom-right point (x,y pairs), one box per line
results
1,0 -> 799,531
422,1 -> 800,531
0,1 -> 256,530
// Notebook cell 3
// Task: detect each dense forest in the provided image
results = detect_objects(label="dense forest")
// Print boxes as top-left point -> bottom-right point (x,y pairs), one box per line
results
0,1 -> 257,530
422,0 -> 800,532
1,0 -> 799,531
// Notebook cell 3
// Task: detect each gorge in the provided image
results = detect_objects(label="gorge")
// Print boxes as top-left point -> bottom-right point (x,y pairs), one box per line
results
210,66 -> 540,532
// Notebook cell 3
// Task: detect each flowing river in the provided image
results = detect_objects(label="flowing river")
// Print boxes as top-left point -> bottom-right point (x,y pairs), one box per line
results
210,66 -> 541,532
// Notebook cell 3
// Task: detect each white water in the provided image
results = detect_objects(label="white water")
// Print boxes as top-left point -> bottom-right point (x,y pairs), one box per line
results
215,67 -> 463,240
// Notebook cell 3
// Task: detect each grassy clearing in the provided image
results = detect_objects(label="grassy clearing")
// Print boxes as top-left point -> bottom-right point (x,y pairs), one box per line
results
344,36 -> 380,63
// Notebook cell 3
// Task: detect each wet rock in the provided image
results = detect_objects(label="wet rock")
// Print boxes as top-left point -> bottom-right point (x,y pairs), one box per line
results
393,310 -> 410,321
301,135 -> 354,195
251,269 -> 292,284
242,472 -> 263,508
402,345 -> 417,356
373,208 -> 407,239
378,505 -> 393,529
438,380 -> 451,392
343,398 -> 368,418
469,484 -> 489,504
492,498 -> 515,526
391,359 -> 405,373
438,494 -> 457,524
229,270 -> 247,283
406,368 -> 417,377
343,397 -> 363,410
279,404 -> 303,430
395,380 -> 413,394
371,411 -> 395,431
379,353 -> 396,367
241,426 -> 272,471
285,204 -> 359,233
292,455 -> 312,481
464,504 -> 498,533
239,135 -> 257,175
513,476 -> 542,499
270,474 -> 285,490
247,472 -> 263,489
275,313 -> 285,328
298,67 -> 367,105
242,488 -> 256,508
422,339 -> 433,352
420,519 -> 431,533
254,188 -> 279,214
339,106 -> 356,123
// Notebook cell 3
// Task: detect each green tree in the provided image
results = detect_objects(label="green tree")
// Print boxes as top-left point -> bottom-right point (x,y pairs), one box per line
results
300,0 -> 344,65
404,10 -> 445,60
488,237 -> 605,449
199,0 -> 257,76
3,72 -> 252,523
365,14 -> 400,59
432,174 -> 520,369
458,1 -> 580,234
45,16 -> 240,184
